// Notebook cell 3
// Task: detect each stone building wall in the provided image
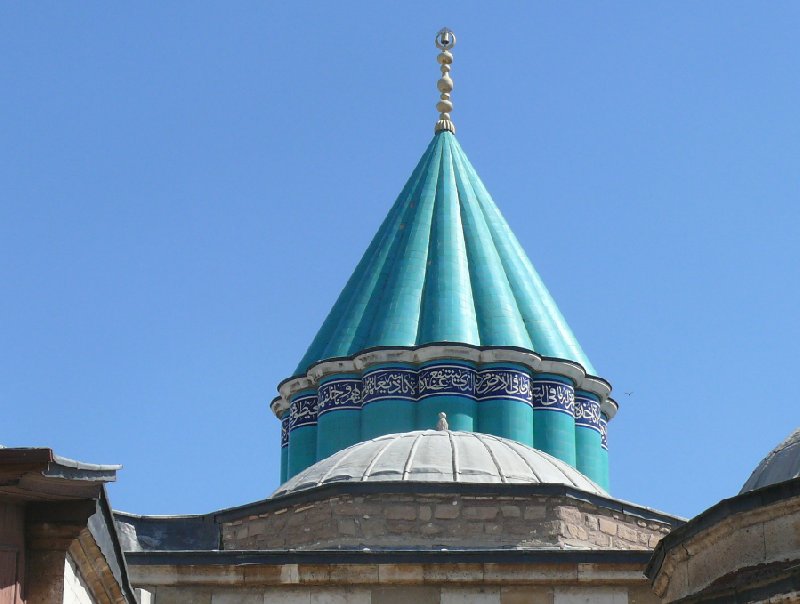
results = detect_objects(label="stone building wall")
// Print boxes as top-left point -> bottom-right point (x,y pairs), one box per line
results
143,583 -> 660,604
650,486 -> 800,603
130,558 -> 662,604
221,492 -> 672,551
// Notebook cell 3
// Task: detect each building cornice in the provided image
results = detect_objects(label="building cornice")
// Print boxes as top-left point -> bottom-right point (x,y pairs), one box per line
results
271,343 -> 617,420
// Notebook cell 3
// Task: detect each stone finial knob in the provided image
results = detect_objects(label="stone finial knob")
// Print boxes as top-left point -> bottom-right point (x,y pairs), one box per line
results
436,412 -> 449,431
434,28 -> 456,134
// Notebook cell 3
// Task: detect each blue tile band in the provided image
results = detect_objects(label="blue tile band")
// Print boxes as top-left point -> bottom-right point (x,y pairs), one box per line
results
574,394 -> 602,433
476,368 -> 532,406
280,416 -> 289,448
280,359 -> 609,481
418,364 -> 476,399
362,365 -> 536,404
318,378 -> 363,415
417,365 -> 477,399
362,368 -> 417,404
531,379 -> 575,416
600,414 -> 608,450
289,394 -> 318,430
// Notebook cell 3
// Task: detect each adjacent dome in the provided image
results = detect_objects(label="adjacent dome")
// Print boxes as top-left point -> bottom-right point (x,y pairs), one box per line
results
740,427 -> 800,493
293,131 -> 595,377
273,430 -> 607,498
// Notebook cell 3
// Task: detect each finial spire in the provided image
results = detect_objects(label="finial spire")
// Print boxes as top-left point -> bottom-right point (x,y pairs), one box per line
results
434,28 -> 456,135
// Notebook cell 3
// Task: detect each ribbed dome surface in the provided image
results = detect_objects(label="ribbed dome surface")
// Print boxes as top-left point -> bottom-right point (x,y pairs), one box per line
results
293,131 -> 594,376
273,430 -> 607,498
740,427 -> 800,493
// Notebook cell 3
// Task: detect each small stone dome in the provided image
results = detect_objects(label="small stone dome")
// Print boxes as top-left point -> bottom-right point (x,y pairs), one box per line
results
740,427 -> 800,493
273,430 -> 607,498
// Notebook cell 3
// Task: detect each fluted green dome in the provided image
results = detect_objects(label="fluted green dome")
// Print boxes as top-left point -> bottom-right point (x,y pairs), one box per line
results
294,131 -> 594,376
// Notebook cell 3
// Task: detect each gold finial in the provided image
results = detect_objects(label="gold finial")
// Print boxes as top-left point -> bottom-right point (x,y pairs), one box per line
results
434,28 -> 456,135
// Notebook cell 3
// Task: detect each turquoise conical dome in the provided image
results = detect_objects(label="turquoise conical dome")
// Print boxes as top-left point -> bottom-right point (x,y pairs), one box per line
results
279,129 -> 613,490
294,131 -> 595,376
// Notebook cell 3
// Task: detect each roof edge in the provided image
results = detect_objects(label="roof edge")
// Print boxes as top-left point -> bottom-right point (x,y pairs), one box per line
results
214,481 -> 683,526
272,343 -> 615,418
646,475 -> 800,581
125,547 -> 655,567
0,447 -> 119,484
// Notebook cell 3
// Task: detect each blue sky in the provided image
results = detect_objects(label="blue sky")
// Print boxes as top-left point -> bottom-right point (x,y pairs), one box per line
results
2,3 -> 799,519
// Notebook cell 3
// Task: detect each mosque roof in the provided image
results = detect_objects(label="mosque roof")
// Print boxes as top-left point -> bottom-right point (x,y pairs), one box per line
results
740,427 -> 800,493
272,430 -> 607,498
293,131 -> 595,377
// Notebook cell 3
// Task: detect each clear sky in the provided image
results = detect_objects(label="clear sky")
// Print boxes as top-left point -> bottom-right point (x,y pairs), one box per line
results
2,2 -> 799,520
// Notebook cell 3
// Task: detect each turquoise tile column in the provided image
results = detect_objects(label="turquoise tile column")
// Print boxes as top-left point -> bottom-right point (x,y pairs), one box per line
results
452,134 -> 596,374
361,364 -> 417,440
280,411 -> 289,483
416,135 -> 480,345
287,391 -> 318,478
599,413 -> 610,491
293,137 -> 440,373
477,363 -> 533,446
316,373 -> 362,461
451,144 -> 533,350
574,391 -> 604,486
416,361 -> 476,431
531,374 -> 576,466
365,135 -> 443,346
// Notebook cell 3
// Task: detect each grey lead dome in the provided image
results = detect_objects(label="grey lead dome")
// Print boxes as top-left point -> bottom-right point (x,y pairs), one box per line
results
740,427 -> 800,493
273,430 -> 607,498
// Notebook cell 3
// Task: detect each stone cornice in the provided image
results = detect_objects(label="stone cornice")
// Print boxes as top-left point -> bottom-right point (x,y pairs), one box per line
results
214,482 -> 681,526
647,476 -> 800,601
126,549 -> 654,587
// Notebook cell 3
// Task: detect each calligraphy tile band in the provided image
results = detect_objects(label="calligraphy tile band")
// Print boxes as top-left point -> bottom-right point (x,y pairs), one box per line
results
574,395 -> 602,432
362,368 -> 417,404
418,365 -> 476,399
280,417 -> 289,447
476,368 -> 532,405
600,416 -> 608,450
531,379 -> 575,416
318,378 -> 363,415
288,363 -> 594,423
289,395 -> 318,430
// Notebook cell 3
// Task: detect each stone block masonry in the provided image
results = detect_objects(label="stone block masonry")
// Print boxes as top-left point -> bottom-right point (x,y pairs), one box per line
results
130,561 -> 664,604
220,489 -> 674,552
